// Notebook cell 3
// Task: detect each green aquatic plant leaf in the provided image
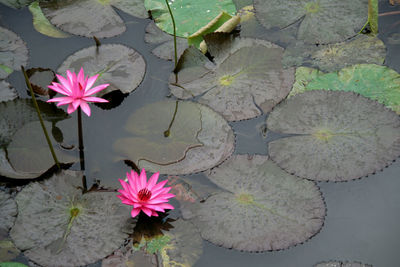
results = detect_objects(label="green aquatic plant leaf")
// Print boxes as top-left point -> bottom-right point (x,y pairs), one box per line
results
0,263 -> 28,267
314,261 -> 372,267
58,44 -> 146,97
254,0 -> 368,44
183,154 -> 325,251
368,0 -> 378,34
139,102 -> 234,175
267,90 -> 400,182
0,81 -> 17,103
39,0 -> 147,38
0,0 -> 33,9
10,170 -> 135,267
144,0 -> 236,38
170,33 -> 295,121
288,67 -> 324,98
0,191 -> 17,232
0,27 -> 28,79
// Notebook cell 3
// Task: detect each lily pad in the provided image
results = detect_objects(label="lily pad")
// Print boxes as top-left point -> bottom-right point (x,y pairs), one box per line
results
254,0 -> 368,44
0,191 -> 17,232
283,35 -> 386,72
58,44 -> 146,97
0,237 -> 20,262
139,102 -> 235,175
304,64 -> 400,114
170,34 -> 295,121
0,99 -> 68,148
0,81 -> 17,103
288,67 -> 324,98
184,154 -> 325,251
144,21 -> 189,61
144,0 -> 236,38
26,67 -> 57,97
6,121 -> 77,178
39,0 -> 147,38
114,100 -> 203,165
0,0 -> 33,9
0,263 -> 27,267
10,170 -> 135,267
0,27 -> 28,79
314,261 -> 372,267
267,90 -> 400,181
102,244 -> 157,267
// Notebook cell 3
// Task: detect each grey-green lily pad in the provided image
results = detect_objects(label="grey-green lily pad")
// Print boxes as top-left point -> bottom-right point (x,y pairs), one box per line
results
254,0 -> 368,44
114,100 -> 203,165
288,67 -> 324,98
0,99 -> 68,148
10,170 -> 135,267
0,81 -> 17,103
0,149 -> 36,179
58,44 -> 146,97
0,0 -> 33,9
144,0 -> 236,38
0,191 -> 17,232
283,35 -> 386,72
314,261 -> 373,267
267,90 -> 400,181
139,102 -> 235,175
39,0 -> 147,38
170,34 -> 295,121
0,27 -> 28,79
102,244 -> 157,267
144,21 -> 188,61
184,154 -> 325,251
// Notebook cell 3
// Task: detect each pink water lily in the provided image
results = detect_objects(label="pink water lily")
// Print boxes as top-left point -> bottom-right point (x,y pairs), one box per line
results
117,169 -> 175,217
47,68 -> 109,116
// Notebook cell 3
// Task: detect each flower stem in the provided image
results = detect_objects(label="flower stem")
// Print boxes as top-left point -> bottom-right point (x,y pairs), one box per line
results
21,66 -> 60,170
77,107 -> 87,192
164,100 -> 179,137
164,0 -> 178,83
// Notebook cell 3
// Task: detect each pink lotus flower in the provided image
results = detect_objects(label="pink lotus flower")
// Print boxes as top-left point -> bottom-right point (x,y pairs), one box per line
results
117,169 -> 175,217
47,68 -> 109,116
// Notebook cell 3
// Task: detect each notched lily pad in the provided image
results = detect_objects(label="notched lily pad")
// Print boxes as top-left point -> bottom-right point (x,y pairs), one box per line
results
0,81 -> 17,103
0,191 -> 17,232
0,27 -> 28,79
314,261 -> 373,267
184,154 -> 325,251
170,33 -> 295,121
114,100 -> 203,165
40,0 -> 147,38
10,170 -> 135,267
139,102 -> 235,175
58,44 -> 146,97
267,90 -> 400,181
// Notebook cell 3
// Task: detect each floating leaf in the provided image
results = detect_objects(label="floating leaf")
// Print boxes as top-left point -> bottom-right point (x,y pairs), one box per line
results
254,0 -> 368,44
0,81 -> 17,103
39,0 -> 147,38
0,0 -> 33,9
0,236 -> 20,262
102,244 -> 157,267
304,64 -> 400,114
0,99 -> 68,148
10,170 -> 135,266
0,263 -> 28,267
7,121 -> 77,178
144,0 -> 236,38
0,149 -> 36,179
0,27 -> 28,79
283,35 -> 386,72
170,34 -> 294,121
26,67 -> 56,97
288,67 -> 324,98
28,1 -> 70,38
114,100 -> 203,165
0,191 -> 17,232
184,154 -> 325,251
139,102 -> 235,175
267,90 -> 400,182
314,261 -> 372,267
58,44 -> 146,97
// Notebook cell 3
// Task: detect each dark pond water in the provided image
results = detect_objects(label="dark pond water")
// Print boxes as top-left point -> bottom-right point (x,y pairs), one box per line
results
1,0 -> 400,266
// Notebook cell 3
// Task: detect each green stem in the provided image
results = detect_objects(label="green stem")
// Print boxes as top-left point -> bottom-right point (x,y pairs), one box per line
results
21,66 -> 60,169
164,0 -> 178,83
163,100 -> 179,137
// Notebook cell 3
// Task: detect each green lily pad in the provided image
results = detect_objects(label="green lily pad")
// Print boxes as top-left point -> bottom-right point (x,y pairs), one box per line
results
283,35 -> 386,72
0,263 -> 28,267
39,0 -> 147,38
58,44 -> 146,97
170,34 -> 295,121
7,121 -> 77,178
314,261 -> 372,267
144,21 -> 189,61
267,90 -> 400,181
184,154 -> 325,251
10,170 -> 135,266
0,0 -> 33,9
139,102 -> 235,175
144,0 -> 236,38
114,100 -> 203,165
0,27 -> 28,79
254,0 -> 368,44
0,81 -> 17,103
303,64 -> 400,114
29,1 -> 70,38
288,67 -> 324,98
0,191 -> 17,232
0,99 -> 68,148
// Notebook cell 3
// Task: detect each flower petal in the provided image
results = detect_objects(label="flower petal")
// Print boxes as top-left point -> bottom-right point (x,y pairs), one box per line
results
139,169 -> 147,189
84,84 -> 109,96
82,96 -> 108,103
67,103 -> 77,114
147,172 -> 159,191
80,101 -> 91,116
141,207 -> 153,217
131,208 -> 141,218
85,74 -> 99,91
56,74 -> 72,93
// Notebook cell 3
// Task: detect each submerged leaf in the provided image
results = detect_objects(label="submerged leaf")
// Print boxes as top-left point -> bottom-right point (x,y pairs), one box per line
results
0,81 -> 17,103
58,44 -> 146,97
0,191 -> 17,232
10,170 -> 135,266
267,90 -> 400,181
254,0 -> 368,44
0,27 -> 28,79
184,154 -> 325,251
